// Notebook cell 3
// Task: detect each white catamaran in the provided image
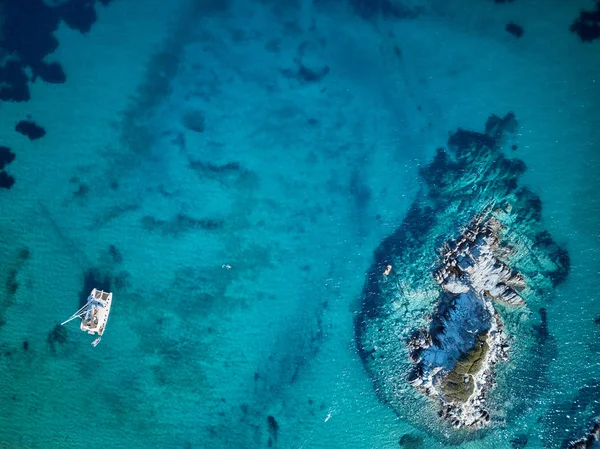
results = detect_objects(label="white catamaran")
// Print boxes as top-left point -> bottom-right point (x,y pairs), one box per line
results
61,288 -> 113,347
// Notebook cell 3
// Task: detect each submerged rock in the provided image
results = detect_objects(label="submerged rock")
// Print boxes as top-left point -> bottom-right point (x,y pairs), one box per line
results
510,434 -> 528,449
355,113 -> 568,442
567,421 -> 600,449
15,119 -> 46,140
399,433 -> 424,449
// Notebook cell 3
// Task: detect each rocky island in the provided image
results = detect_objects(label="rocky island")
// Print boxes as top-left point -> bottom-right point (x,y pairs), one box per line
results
355,113 -> 569,442
408,214 -> 522,429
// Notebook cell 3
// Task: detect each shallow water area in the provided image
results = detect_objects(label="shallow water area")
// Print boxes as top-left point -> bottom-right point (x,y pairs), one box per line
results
0,0 -> 599,448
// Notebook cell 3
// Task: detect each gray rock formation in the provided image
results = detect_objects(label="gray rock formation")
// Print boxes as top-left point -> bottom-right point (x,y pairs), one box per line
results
408,213 -> 522,429
434,215 -> 526,307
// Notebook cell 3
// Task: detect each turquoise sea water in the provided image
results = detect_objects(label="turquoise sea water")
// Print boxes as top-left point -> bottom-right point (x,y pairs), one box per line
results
0,0 -> 599,448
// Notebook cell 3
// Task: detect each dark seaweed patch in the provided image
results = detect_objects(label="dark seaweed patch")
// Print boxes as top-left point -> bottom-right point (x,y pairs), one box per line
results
19,248 -> 31,262
0,60 -> 30,102
267,415 -> 279,444
484,112 -> 518,142
0,146 -> 17,189
113,270 -> 131,291
510,434 -> 528,448
565,421 -> 600,449
533,230 -> 570,287
419,148 -> 460,198
0,147 -> 16,170
4,247 -> 30,295
515,188 -> 542,222
56,0 -> 98,34
6,269 -> 19,296
399,433 -> 424,449
356,201 -> 437,333
108,244 -> 123,264
534,308 -> 550,345
448,129 -> 495,153
506,23 -> 524,38
570,1 -> 600,42
542,380 -> 600,447
267,415 -> 279,433
0,171 -> 16,189
0,0 -> 112,103
186,159 -> 250,189
142,214 -> 224,235
80,269 -> 111,307
182,110 -> 205,133
350,0 -> 421,20
548,246 -> 570,287
47,324 -> 68,353
74,184 -> 90,198
15,120 -> 46,140
349,169 -> 372,211
32,61 -> 66,84
297,64 -> 330,83
189,160 -> 241,174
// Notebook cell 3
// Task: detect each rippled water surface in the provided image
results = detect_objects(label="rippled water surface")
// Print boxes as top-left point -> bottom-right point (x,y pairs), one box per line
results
0,0 -> 598,447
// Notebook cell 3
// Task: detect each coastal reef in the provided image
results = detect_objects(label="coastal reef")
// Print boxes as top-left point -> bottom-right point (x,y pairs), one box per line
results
355,113 -> 569,442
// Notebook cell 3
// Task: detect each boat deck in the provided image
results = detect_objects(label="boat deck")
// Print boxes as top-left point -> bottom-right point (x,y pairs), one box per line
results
80,289 -> 112,336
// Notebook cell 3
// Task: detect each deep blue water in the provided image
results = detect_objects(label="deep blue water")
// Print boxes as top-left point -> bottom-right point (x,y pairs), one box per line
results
0,0 -> 599,448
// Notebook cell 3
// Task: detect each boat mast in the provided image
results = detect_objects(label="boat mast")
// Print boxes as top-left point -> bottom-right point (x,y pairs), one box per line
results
60,302 -> 90,326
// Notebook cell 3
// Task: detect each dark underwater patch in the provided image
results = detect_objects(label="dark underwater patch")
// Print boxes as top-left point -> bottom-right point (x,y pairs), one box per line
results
108,244 -> 124,264
349,0 -> 421,20
282,63 -> 330,84
0,172 -> 16,189
15,120 -> 46,141
182,110 -> 206,133
0,147 -> 16,170
80,269 -> 112,307
570,1 -> 600,42
32,61 -> 67,84
6,269 -> 19,296
510,434 -> 528,448
189,161 -> 241,174
47,323 -> 68,353
56,0 -> 98,34
142,214 -> 225,235
0,61 -> 30,102
542,380 -> 600,447
0,0 -> 113,103
399,433 -> 424,449
2,246 -> 31,297
506,23 -> 525,38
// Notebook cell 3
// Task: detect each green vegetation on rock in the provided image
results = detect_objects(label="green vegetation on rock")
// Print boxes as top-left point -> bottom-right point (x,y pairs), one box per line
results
441,332 -> 489,403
